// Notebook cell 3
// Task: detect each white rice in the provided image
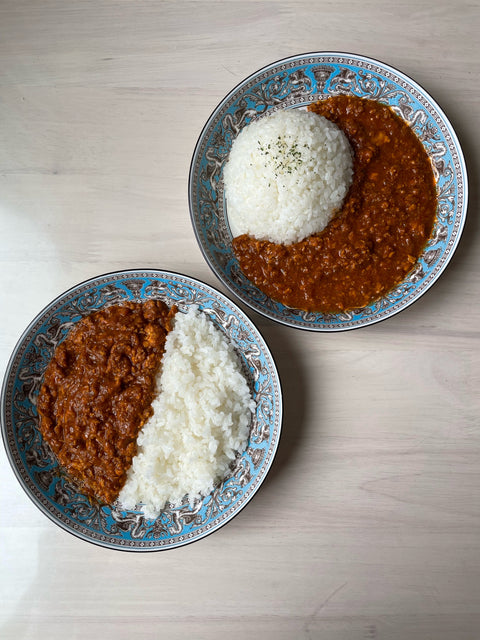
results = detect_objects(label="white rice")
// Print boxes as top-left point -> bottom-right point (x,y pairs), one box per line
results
223,108 -> 353,245
118,306 -> 254,519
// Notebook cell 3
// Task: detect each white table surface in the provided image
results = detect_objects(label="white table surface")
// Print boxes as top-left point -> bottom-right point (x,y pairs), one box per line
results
1,2 -> 479,638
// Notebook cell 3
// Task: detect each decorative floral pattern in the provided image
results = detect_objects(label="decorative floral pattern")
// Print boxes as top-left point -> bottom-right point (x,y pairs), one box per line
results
1,271 -> 282,551
189,53 -> 468,331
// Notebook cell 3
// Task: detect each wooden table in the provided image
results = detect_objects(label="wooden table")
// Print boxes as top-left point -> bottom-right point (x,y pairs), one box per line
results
1,2 -> 479,638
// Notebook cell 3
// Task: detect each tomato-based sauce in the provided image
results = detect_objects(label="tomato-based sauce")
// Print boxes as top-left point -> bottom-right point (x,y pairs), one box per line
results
37,300 -> 176,504
232,96 -> 437,313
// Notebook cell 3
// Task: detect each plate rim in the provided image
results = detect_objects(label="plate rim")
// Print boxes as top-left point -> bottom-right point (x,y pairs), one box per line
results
1,268 -> 283,552
188,51 -> 469,332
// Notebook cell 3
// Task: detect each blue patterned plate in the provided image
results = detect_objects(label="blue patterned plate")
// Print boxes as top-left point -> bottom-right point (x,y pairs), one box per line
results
189,52 -> 468,331
1,270 -> 282,551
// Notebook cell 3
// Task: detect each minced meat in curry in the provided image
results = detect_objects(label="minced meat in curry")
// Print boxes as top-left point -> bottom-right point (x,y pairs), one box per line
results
232,96 -> 437,313
37,300 -> 176,504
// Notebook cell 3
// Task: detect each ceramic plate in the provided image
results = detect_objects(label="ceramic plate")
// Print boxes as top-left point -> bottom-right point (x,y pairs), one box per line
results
189,52 -> 468,331
1,270 -> 282,551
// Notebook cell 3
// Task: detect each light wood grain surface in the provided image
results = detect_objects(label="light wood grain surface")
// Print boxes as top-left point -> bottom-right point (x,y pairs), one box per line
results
1,1 -> 479,639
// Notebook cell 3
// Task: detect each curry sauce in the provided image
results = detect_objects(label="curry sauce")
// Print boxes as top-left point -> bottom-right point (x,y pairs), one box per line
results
37,300 -> 176,504
232,96 -> 437,313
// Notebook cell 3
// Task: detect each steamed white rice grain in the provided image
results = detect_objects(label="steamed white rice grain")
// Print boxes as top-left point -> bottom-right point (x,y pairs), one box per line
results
118,306 -> 254,518
223,108 -> 353,245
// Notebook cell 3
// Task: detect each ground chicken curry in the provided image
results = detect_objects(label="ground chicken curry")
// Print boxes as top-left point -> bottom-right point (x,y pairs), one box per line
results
37,300 -> 176,504
232,96 -> 437,313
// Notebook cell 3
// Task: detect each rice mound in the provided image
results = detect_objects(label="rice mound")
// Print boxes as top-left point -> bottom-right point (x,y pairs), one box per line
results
118,306 -> 254,519
223,108 -> 353,245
